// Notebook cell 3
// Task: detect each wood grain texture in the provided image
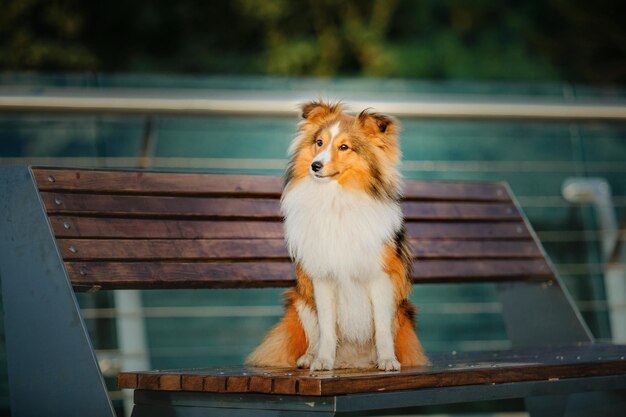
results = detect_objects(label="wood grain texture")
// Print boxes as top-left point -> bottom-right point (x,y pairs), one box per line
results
249,375 -> 273,393
58,238 -> 291,260
272,377 -> 297,395
226,376 -> 249,392
405,222 -> 531,239
42,192 -> 282,219
402,202 -> 519,220
65,261 -> 296,289
411,240 -> 541,258
50,217 -> 285,239
34,168 -> 511,202
117,373 -> 137,389
118,344 -> 626,395
42,192 -> 519,221
50,217 -> 530,240
137,374 -> 160,390
181,375 -> 204,392
202,375 -> 227,392
39,169 -> 547,289
58,239 -> 540,261
402,180 -> 511,202
34,169 -> 284,197
64,258 -> 552,289
159,375 -> 182,391
412,258 -> 552,281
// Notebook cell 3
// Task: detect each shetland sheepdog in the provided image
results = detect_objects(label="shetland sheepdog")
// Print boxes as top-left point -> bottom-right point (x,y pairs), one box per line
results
246,100 -> 428,371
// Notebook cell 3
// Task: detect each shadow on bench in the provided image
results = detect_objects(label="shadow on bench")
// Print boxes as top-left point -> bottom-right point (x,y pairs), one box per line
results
1,166 -> 625,416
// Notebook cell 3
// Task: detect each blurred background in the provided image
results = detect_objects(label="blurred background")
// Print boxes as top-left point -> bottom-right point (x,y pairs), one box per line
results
1,1 -> 626,416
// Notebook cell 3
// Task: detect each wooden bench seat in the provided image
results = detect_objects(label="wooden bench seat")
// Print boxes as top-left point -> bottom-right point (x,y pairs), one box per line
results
1,166 -> 626,417
120,344 -> 626,396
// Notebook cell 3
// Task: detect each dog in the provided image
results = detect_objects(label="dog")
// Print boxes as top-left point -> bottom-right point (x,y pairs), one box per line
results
246,100 -> 428,371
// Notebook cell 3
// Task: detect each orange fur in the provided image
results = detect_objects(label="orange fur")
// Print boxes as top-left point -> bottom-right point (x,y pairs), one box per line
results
295,264 -> 315,308
384,242 -> 428,367
382,243 -> 412,302
245,289 -> 307,367
286,102 -> 401,201
394,303 -> 428,366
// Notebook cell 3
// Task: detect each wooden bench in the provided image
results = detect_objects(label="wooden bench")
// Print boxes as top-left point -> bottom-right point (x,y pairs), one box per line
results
1,166 -> 626,417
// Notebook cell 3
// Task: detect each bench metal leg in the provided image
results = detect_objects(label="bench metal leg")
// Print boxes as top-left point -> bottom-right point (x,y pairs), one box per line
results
130,377 -> 626,417
497,281 -> 593,347
131,404 -> 336,417
526,391 -> 626,417
132,391 -> 338,417
497,282 -> 607,417
0,167 -> 115,417
526,395 -> 568,417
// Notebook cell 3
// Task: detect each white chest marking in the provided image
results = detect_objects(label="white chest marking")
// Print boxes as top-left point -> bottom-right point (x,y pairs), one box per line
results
282,178 -> 401,279
282,178 -> 402,343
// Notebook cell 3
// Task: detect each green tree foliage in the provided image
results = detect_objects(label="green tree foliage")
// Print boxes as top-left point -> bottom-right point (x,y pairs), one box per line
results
236,0 -> 401,76
0,0 -> 97,70
531,0 -> 626,84
0,0 -> 624,84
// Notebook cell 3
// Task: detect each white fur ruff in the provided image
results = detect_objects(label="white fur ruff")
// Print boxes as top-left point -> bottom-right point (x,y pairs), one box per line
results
282,177 -> 402,368
282,178 -> 402,282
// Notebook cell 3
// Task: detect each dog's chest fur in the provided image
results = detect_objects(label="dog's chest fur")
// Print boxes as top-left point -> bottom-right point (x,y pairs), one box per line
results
281,178 -> 402,344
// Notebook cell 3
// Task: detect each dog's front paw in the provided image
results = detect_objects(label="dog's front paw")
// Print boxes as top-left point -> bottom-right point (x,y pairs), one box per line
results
378,357 -> 401,371
296,353 -> 315,369
310,356 -> 334,371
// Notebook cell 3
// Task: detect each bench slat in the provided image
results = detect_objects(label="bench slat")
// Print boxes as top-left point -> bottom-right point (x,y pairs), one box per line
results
34,169 -> 512,202
50,217 -> 286,239
413,258 -> 552,281
58,239 -> 541,260
42,192 -> 520,221
402,180 -> 510,202
412,240 -> 541,258
65,258 -> 552,289
405,222 -> 531,239
403,201 -> 520,220
117,344 -> 626,396
34,169 -> 285,197
42,193 -> 282,219
65,261 -> 296,289
59,239 -> 290,260
50,217 -> 532,240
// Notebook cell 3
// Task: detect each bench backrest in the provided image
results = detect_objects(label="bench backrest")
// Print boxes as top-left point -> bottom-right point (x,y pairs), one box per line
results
33,168 -> 555,291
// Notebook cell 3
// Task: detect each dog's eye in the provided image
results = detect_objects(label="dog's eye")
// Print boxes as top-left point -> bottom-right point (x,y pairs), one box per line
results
316,139 -> 323,146
338,144 -> 349,151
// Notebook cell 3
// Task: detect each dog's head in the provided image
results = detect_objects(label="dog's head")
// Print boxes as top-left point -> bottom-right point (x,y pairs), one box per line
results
285,100 -> 401,200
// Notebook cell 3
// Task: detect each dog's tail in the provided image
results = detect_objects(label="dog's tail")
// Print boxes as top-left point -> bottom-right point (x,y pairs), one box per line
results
394,300 -> 429,366
245,289 -> 308,367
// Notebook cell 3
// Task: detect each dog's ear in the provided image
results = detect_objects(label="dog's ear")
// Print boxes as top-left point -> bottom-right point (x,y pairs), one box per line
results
357,109 -> 400,161
300,100 -> 342,123
357,110 -> 397,136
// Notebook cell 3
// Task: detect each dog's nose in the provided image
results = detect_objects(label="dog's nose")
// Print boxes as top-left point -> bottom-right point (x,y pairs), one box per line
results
311,161 -> 323,172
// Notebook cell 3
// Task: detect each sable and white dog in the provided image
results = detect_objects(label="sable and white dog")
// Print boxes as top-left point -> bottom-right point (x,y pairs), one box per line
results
247,100 -> 428,371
